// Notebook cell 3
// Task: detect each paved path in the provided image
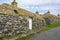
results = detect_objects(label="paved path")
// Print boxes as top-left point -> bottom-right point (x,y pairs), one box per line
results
29,27 -> 60,40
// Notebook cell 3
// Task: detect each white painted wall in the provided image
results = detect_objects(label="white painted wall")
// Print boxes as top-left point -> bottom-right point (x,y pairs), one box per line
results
28,18 -> 32,30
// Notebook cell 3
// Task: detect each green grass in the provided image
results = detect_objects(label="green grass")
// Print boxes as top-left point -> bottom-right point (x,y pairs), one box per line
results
17,33 -> 34,40
16,22 -> 60,40
2,34 -> 22,40
38,22 -> 60,32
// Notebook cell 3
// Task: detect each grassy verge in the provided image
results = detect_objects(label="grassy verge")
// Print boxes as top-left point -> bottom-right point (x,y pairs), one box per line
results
2,34 -> 22,40
37,22 -> 60,33
16,33 -> 35,40
16,22 -> 60,40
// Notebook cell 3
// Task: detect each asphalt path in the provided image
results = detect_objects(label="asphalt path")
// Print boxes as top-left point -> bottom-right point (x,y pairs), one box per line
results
29,27 -> 60,40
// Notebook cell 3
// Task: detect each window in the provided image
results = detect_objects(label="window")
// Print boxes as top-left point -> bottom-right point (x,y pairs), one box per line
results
14,10 -> 18,14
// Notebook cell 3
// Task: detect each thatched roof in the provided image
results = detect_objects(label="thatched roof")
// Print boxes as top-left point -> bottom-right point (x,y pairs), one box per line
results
0,3 -> 44,21
42,11 -> 58,19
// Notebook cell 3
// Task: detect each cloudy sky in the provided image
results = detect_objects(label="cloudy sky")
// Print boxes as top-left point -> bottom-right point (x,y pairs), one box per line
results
0,0 -> 60,15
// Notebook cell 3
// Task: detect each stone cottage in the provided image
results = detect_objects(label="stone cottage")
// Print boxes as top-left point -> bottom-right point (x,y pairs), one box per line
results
0,0 -> 60,37
0,0 -> 46,37
42,11 -> 58,24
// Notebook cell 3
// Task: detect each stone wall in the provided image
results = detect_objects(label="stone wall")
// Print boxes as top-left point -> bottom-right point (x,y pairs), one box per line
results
0,14 -> 29,36
0,14 -> 46,37
32,18 -> 46,31
0,14 -> 59,37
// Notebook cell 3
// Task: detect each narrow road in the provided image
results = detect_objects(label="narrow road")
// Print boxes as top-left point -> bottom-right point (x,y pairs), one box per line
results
29,27 -> 60,40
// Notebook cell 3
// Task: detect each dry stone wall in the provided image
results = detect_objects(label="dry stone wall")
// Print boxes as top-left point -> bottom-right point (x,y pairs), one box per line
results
0,14 -> 46,37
